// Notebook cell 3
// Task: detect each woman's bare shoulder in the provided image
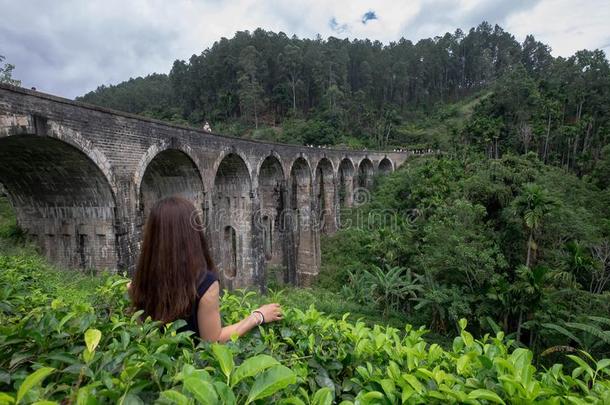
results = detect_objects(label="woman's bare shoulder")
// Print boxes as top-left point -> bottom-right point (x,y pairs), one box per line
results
199,280 -> 220,305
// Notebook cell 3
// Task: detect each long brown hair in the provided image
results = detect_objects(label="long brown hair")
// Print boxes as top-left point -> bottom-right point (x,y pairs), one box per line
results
130,196 -> 216,323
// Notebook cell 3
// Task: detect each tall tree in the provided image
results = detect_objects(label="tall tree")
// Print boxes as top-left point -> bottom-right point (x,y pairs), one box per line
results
238,45 -> 265,128
279,44 -> 303,114
0,55 -> 20,86
512,183 -> 556,268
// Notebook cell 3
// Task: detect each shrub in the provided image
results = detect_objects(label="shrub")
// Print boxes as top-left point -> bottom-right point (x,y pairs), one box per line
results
1,254 -> 609,403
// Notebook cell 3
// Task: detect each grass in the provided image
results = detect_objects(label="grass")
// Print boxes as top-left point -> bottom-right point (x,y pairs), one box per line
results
0,195 -> 16,235
0,195 -> 29,254
0,195 -> 110,305
393,91 -> 491,150
0,254 -> 107,308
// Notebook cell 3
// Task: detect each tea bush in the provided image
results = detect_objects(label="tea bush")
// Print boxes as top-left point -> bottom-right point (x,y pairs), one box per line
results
1,253 -> 610,404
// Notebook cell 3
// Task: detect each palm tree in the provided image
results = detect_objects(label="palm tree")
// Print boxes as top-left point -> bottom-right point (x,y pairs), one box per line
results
511,184 -> 556,343
362,264 -> 423,318
511,265 -> 549,343
511,183 -> 557,268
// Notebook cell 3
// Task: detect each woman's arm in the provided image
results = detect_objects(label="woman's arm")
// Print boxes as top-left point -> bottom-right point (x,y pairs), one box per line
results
197,281 -> 282,342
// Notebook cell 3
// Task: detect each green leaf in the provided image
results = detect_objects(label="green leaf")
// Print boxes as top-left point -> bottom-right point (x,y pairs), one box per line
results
596,358 -> 610,372
120,393 -> 144,405
231,354 -> 279,386
0,393 -> 15,405
246,365 -> 296,404
84,329 -> 102,353
57,313 -> 76,332
356,391 -> 384,404
278,398 -> 306,405
312,387 -> 333,405
402,374 -> 424,394
76,382 -> 102,405
541,323 -> 583,347
211,344 -> 234,381
478,355 -> 493,369
510,349 -> 533,372
159,390 -> 190,405
468,389 -> 505,404
213,381 -> 236,405
460,329 -> 474,347
16,367 -> 55,404
566,323 -> 610,344
567,355 -> 594,380
183,377 -> 218,404
457,353 -> 473,376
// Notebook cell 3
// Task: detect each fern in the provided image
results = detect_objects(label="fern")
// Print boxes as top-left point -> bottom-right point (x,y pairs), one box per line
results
541,323 -> 583,347
565,322 -> 610,345
588,316 -> 610,327
485,316 -> 502,335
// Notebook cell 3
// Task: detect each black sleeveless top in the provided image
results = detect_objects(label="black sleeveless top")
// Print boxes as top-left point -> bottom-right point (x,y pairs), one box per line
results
179,271 -> 218,337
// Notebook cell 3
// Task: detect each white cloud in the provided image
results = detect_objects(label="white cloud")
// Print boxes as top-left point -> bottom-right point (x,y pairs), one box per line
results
505,0 -> 610,57
0,0 -> 608,99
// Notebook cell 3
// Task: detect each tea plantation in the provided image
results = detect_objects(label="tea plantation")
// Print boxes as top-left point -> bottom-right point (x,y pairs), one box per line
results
0,254 -> 608,404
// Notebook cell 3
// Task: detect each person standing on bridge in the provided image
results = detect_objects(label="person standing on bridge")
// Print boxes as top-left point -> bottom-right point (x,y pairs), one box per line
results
128,196 -> 283,342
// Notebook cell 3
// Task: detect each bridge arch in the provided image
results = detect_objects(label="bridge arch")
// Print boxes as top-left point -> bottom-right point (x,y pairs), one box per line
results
378,157 -> 394,174
138,147 -> 205,222
254,150 -> 287,185
288,156 -> 318,284
314,157 -> 336,234
357,157 -> 375,190
0,133 -> 118,270
257,155 -> 287,267
134,141 -> 201,191
212,148 -> 255,187
212,152 -> 254,288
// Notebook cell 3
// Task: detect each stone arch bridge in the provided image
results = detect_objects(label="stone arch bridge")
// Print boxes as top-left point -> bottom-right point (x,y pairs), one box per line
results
0,84 -> 420,288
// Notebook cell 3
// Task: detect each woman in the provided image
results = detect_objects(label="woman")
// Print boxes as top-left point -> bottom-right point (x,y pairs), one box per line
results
129,196 -> 282,342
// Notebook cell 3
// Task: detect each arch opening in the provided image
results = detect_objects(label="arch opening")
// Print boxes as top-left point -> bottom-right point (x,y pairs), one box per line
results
378,158 -> 393,175
139,149 -> 204,223
261,215 -> 272,260
288,157 -> 318,285
212,153 -> 252,287
258,156 -> 286,267
223,225 -> 238,279
357,158 -> 374,190
0,135 -> 117,270
338,158 -> 355,208
315,158 -> 336,234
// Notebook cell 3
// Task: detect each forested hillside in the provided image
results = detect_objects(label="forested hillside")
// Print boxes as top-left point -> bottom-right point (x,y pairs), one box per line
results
78,22 -> 610,175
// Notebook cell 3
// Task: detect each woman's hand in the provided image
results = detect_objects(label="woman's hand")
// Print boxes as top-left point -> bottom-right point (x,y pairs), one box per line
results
255,303 -> 283,324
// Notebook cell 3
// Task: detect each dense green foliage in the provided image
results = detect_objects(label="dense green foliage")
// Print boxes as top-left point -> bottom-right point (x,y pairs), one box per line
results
1,254 -> 610,404
320,154 -> 610,360
463,52 -> 610,174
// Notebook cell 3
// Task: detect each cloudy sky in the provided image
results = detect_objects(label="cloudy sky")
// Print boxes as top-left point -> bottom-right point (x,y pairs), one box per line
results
1,0 -> 609,99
